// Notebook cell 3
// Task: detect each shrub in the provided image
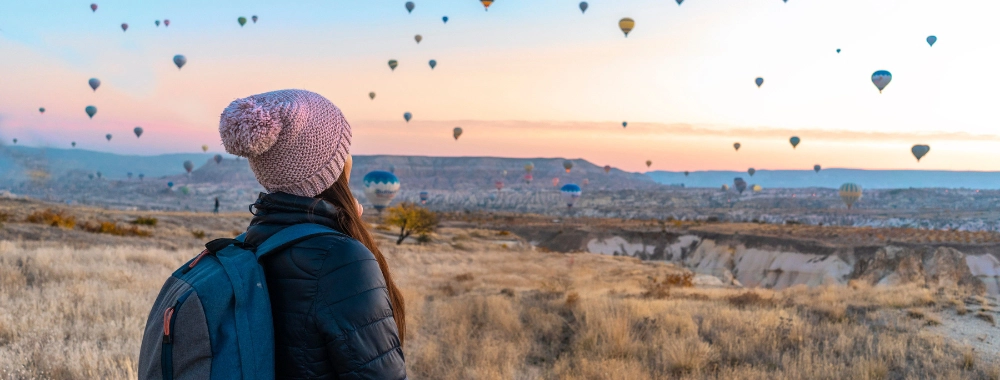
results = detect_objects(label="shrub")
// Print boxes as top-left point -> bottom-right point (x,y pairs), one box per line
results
642,273 -> 694,299
130,216 -> 158,226
416,234 -> 432,244
727,291 -> 776,309
26,209 -> 76,229
81,221 -> 151,237
191,230 -> 206,239
455,273 -> 475,282
496,230 -> 511,236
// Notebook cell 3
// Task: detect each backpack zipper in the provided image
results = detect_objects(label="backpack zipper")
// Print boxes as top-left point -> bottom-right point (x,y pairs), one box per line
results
162,289 -> 194,380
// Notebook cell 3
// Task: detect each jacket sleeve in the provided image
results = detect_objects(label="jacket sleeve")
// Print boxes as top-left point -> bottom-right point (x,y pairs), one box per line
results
312,237 -> 407,380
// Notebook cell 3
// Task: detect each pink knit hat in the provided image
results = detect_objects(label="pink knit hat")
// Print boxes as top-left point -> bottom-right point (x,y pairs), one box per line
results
219,89 -> 351,197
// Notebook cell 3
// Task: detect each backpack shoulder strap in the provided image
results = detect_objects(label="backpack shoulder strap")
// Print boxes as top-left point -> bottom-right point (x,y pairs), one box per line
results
254,223 -> 341,261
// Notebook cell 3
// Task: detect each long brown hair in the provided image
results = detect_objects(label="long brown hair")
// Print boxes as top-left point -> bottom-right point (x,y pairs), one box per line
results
316,172 -> 405,344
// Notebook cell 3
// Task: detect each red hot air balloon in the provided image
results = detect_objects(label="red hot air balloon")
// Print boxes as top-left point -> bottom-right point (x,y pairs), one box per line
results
183,160 -> 194,173
552,177 -> 560,187
164,19 -> 170,27
495,181 -> 504,191
121,23 -> 129,32
90,3 -> 97,12
604,165 -> 611,174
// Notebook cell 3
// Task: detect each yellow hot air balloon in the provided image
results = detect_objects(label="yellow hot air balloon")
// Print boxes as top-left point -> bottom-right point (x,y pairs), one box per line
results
619,18 -> 635,37
201,145 -> 209,152
480,0 -> 493,11
839,183 -> 862,209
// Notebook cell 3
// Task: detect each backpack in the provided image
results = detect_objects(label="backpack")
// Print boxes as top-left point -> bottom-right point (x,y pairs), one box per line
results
138,223 -> 339,380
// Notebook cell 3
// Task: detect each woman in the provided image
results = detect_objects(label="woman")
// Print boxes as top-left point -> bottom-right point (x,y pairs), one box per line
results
219,89 -> 406,379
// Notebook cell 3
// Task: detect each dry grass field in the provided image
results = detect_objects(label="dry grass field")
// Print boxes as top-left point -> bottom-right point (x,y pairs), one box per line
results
2,221 -> 999,379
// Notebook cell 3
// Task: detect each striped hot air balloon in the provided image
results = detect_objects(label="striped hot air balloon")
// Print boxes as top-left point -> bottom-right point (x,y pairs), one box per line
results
363,171 -> 400,213
839,183 -> 862,209
871,70 -> 892,93
560,184 -> 582,208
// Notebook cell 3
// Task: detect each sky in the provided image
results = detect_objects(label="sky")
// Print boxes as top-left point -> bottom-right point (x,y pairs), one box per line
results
1,0 -> 999,172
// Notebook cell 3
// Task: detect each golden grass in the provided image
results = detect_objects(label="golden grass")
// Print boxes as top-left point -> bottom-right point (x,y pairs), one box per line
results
0,227 -> 996,379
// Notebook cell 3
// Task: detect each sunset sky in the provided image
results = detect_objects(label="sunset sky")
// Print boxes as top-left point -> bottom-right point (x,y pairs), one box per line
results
1,0 -> 999,172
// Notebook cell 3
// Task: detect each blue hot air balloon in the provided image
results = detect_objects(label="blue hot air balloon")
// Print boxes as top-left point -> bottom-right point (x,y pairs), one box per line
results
789,136 -> 800,149
622,121 -> 627,128
419,191 -> 429,204
404,112 -> 412,122
755,77 -> 764,88
88,78 -> 101,92
911,144 -> 930,162
579,2 -> 588,13
167,181 -> 174,189
836,48 -> 841,53
429,60 -> 437,69
442,16 -> 448,23
363,171 -> 401,212
926,35 -> 937,47
405,1 -> 415,13
155,20 -> 160,27
173,55 -> 187,70
85,106 -> 97,119
871,70 -> 892,93
560,184 -> 582,208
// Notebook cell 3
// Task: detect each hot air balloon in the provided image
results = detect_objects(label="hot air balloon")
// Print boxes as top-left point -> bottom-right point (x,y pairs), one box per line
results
155,20 -> 160,27
121,23 -> 128,32
133,127 -> 143,138
733,142 -> 741,151
12,139 -> 17,144
495,181 -> 504,191
428,60 -> 437,69
201,145 -> 208,152
603,165 -> 611,174
442,16 -> 449,23
363,171 -> 400,213
676,0 -> 684,4
684,171 -> 690,177
721,184 -> 730,191
734,178 -> 747,194
552,177 -> 560,187
214,154 -> 223,164
911,145 -> 930,162
85,106 -> 97,119
403,112 -> 412,122
926,35 -> 937,47
414,34 -> 422,44
167,181 -> 173,188
560,184 -> 582,208
238,17 -> 247,27
71,142 -> 76,147
871,70 -> 892,93
481,0 -> 493,11
755,77 -> 764,88
173,55 -> 187,70
252,15 -> 258,23
789,136 -> 800,148
579,2 -> 588,13
89,78 -> 101,92
645,160 -> 652,168
814,164 -> 821,173
39,107 -> 45,114
96,172 -> 102,179
524,162 -> 534,173
839,183 -> 862,209
183,160 -> 194,173
88,173 -> 94,180
619,18 -> 635,37
419,191 -> 429,205
389,165 -> 396,174
622,121 -> 628,128
747,168 -> 756,176
836,48 -> 841,53
563,160 -> 573,173
405,2 -> 415,13
388,60 -> 398,71
369,92 -> 376,100
127,172 -> 133,179
90,3 -> 97,12
524,174 -> 533,184
752,184 -> 762,193
138,173 -> 144,180
453,127 -> 463,140
105,133 -> 112,141
163,20 -> 170,27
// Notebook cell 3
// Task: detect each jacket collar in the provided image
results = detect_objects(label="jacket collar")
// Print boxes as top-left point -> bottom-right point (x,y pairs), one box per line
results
249,192 -> 343,231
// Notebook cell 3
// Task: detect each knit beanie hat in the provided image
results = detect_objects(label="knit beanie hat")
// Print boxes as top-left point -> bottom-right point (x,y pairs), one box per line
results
219,89 -> 351,197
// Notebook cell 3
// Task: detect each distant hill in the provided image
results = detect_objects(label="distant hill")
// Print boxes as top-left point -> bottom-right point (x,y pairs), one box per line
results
0,145 -> 216,181
649,169 -> 1000,190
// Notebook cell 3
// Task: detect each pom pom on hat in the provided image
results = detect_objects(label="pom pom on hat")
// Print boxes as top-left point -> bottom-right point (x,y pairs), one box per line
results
219,96 -> 286,157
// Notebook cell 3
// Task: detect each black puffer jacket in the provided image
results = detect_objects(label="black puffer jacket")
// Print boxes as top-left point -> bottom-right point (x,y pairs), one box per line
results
244,192 -> 406,380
